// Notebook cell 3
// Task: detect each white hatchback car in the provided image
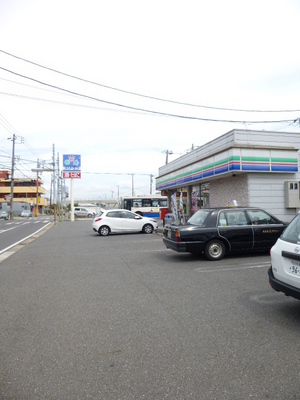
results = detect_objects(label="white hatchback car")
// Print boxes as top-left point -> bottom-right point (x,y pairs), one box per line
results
92,209 -> 158,236
268,213 -> 300,300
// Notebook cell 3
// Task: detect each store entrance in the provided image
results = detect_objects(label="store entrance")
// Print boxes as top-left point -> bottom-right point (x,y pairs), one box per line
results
191,183 -> 209,213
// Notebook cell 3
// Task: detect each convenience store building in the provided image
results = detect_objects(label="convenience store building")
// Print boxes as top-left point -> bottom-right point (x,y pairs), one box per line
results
156,129 -> 300,223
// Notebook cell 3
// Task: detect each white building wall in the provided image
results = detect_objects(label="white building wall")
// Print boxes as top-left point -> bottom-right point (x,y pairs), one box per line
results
209,172 -> 299,222
209,174 -> 249,207
248,173 -> 297,223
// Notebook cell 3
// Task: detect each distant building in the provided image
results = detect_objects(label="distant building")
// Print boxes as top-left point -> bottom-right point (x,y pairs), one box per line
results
0,170 -> 48,215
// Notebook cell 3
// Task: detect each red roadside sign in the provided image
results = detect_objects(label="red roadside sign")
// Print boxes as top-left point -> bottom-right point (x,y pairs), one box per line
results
63,172 -> 81,179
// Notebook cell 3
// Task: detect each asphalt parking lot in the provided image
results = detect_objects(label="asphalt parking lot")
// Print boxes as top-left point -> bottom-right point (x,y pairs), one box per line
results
0,219 -> 299,399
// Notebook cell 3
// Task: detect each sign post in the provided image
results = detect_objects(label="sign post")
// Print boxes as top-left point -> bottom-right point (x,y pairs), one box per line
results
63,155 -> 81,222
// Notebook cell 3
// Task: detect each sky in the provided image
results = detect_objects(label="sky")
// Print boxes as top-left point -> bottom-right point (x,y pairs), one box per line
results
1,0 -> 300,202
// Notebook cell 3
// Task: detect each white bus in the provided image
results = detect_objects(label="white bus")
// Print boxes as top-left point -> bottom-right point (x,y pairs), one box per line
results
120,194 -> 168,218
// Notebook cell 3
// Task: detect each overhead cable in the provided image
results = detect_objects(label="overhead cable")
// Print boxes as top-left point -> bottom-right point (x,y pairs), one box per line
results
1,49 -> 299,113
0,67 -> 296,125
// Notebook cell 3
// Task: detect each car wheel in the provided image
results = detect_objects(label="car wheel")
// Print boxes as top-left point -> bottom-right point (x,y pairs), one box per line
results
99,225 -> 110,236
143,224 -> 153,234
205,240 -> 226,261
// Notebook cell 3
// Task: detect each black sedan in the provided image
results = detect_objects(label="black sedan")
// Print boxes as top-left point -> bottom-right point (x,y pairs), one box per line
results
163,207 -> 287,261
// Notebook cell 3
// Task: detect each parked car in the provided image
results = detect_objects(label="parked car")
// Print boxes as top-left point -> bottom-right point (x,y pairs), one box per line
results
163,207 -> 286,261
74,207 -> 95,218
268,212 -> 300,300
21,210 -> 32,217
92,209 -> 158,236
0,210 -> 9,220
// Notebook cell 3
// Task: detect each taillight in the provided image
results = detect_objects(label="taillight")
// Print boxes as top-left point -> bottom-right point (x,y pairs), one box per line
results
175,230 -> 181,242
95,217 -> 102,223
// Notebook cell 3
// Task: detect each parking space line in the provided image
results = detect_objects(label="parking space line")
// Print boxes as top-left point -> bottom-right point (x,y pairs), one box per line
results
195,262 -> 270,273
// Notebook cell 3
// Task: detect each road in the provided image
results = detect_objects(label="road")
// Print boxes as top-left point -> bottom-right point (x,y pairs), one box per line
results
0,220 -> 299,399
0,216 -> 53,254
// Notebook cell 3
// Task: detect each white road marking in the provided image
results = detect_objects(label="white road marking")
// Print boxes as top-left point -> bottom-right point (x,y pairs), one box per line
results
195,262 -> 270,273
249,293 -> 287,304
0,222 -> 52,255
0,225 -> 18,233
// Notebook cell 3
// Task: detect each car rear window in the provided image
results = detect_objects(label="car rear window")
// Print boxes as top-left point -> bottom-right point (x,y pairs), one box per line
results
188,210 -> 210,225
281,214 -> 300,244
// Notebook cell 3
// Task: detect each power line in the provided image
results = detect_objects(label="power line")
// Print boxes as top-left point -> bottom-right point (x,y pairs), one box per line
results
1,48 -> 299,113
0,91 -> 146,115
0,67 -> 296,125
0,112 -> 18,135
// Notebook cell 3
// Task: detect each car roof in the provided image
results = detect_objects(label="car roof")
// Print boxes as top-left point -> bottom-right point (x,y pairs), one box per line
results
104,209 -> 134,212
196,207 -> 262,211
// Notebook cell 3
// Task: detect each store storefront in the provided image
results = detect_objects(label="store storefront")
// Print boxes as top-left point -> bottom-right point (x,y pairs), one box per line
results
156,129 -> 300,222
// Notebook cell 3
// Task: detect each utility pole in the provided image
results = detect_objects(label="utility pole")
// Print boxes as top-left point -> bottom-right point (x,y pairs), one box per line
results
131,174 -> 134,196
9,134 -> 16,220
57,153 -> 60,218
150,174 -> 153,194
49,174 -> 53,212
35,158 -> 40,217
162,149 -> 173,164
52,144 -> 56,224
31,164 -> 53,216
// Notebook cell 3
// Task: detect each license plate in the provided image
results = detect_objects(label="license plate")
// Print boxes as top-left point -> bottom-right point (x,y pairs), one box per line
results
289,261 -> 300,275
167,229 -> 171,238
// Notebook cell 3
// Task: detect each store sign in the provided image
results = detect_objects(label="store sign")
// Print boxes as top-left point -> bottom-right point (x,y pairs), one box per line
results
63,172 -> 81,179
63,154 -> 81,171
63,154 -> 81,179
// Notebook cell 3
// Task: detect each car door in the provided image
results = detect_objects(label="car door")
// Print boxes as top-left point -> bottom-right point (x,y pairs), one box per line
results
120,210 -> 143,232
105,211 -> 124,232
217,210 -> 254,250
246,209 -> 285,250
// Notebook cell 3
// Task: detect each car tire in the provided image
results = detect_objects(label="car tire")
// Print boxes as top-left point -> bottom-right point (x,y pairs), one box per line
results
142,224 -> 153,234
99,225 -> 110,236
204,240 -> 226,261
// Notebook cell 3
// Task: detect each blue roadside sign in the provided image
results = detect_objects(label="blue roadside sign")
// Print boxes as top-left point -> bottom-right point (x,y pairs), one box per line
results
63,154 -> 81,172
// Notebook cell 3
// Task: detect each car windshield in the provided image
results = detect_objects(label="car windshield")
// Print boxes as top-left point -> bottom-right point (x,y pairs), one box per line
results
187,210 -> 210,225
281,214 -> 300,244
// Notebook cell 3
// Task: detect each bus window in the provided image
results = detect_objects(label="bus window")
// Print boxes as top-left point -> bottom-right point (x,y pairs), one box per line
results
133,199 -> 142,208
142,199 -> 152,207
159,199 -> 167,207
